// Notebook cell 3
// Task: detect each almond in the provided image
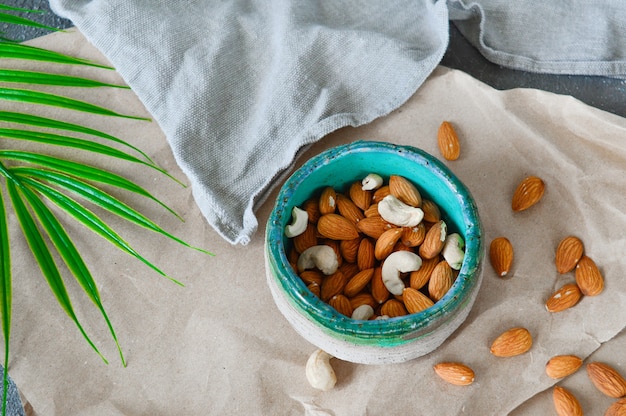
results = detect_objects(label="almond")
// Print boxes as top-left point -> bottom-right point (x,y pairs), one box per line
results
389,175 -> 422,207
437,121 -> 461,161
349,292 -> 377,310
421,199 -> 441,223
302,197 -> 320,224
433,362 -> 475,386
587,362 -> 626,398
339,237 -> 361,264
489,327 -> 532,357
357,238 -> 376,270
339,262 -> 360,280
287,247 -> 299,267
400,223 -> 426,247
511,175 -> 545,212
403,287 -> 434,314
344,268 -> 375,298
370,267 -> 389,305
392,241 -> 412,253
300,270 -> 324,286
356,216 -> 393,239
329,294 -> 353,317
545,283 -> 582,313
293,223 -> 318,253
308,282 -> 320,298
545,355 -> 583,379
363,203 -> 379,218
605,398 -> 626,416
317,213 -> 360,240
575,255 -> 604,296
553,386 -> 583,416
349,181 -> 372,211
375,227 -> 403,260
336,194 -> 365,224
320,270 -> 347,302
372,185 -> 391,203
410,256 -> 439,290
428,260 -> 453,302
556,236 -> 585,274
489,237 -> 514,277
319,186 -> 337,215
380,299 -> 407,318
419,220 -> 447,259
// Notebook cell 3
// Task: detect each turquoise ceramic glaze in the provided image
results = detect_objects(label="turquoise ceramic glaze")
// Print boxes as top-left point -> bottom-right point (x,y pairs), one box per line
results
265,141 -> 483,364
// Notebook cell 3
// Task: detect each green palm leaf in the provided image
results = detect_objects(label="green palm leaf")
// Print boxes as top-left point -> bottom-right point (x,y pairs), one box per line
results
0,43 -> 111,68
0,10 -> 59,33
0,5 -> 42,12
0,151 -> 182,219
5,178 -> 108,363
14,177 -> 126,366
0,7 -> 212,415
0,87 -> 150,120
0,127 -> 180,183
0,188 -> 10,416
13,167 -> 209,254
0,69 -> 129,88
20,177 -> 184,286
0,111 -> 155,164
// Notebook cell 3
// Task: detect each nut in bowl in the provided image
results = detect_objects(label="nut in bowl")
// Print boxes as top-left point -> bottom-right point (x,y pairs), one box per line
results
265,141 -> 483,364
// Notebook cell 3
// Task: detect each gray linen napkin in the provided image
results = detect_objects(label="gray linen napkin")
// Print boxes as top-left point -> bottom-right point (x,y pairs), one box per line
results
49,0 -> 450,244
448,0 -> 626,78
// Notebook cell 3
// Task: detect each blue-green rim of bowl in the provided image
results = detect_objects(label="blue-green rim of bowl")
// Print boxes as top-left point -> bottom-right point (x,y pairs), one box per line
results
266,140 -> 483,344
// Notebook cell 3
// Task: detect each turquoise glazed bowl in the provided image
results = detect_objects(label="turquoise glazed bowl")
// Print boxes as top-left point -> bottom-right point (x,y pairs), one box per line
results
265,141 -> 483,364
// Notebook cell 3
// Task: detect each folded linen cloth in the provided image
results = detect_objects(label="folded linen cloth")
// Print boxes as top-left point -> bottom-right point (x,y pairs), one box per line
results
49,0 -> 450,244
448,1 -> 626,78
50,0 -> 626,245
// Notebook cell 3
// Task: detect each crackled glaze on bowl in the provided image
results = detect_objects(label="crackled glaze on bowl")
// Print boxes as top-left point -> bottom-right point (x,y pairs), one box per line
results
265,141 -> 483,364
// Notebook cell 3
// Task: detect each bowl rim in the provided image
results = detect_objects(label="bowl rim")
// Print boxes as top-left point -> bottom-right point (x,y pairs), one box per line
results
266,140 -> 483,341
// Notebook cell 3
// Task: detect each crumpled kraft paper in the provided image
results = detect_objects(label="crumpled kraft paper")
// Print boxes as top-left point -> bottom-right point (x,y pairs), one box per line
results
6,29 -> 626,415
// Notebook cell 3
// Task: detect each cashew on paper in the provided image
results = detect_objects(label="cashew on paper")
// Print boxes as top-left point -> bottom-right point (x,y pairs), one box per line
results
381,250 -> 423,296
442,233 -> 465,270
306,349 -> 337,391
284,206 -> 309,238
377,194 -> 424,227
297,245 -> 339,275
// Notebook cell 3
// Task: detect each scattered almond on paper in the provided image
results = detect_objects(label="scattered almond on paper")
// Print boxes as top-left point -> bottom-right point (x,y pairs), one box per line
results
511,175 -> 545,212
433,362 -> 475,386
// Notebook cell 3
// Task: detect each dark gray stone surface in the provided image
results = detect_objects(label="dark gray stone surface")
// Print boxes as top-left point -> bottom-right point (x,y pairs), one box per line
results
2,0 -> 71,41
442,23 -> 626,119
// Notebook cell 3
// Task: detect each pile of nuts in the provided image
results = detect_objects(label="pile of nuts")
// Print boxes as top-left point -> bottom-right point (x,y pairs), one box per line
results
295,121 -> 624,415
284,173 -> 465,321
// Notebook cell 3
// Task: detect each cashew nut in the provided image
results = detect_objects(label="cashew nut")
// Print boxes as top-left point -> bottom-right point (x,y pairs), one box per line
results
351,304 -> 374,320
381,250 -> 423,295
442,232 -> 465,270
297,245 -> 339,275
284,206 -> 309,238
361,173 -> 383,191
375,315 -> 390,320
305,349 -> 337,391
377,194 -> 424,227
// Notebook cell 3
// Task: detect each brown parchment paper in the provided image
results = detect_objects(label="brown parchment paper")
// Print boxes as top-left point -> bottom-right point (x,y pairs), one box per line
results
6,29 -> 626,416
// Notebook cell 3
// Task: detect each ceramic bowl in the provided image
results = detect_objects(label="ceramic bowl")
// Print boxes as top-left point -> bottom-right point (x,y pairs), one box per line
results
264,141 -> 483,364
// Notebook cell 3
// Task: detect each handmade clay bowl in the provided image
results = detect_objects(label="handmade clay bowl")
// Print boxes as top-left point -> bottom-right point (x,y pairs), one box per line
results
264,140 -> 483,364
